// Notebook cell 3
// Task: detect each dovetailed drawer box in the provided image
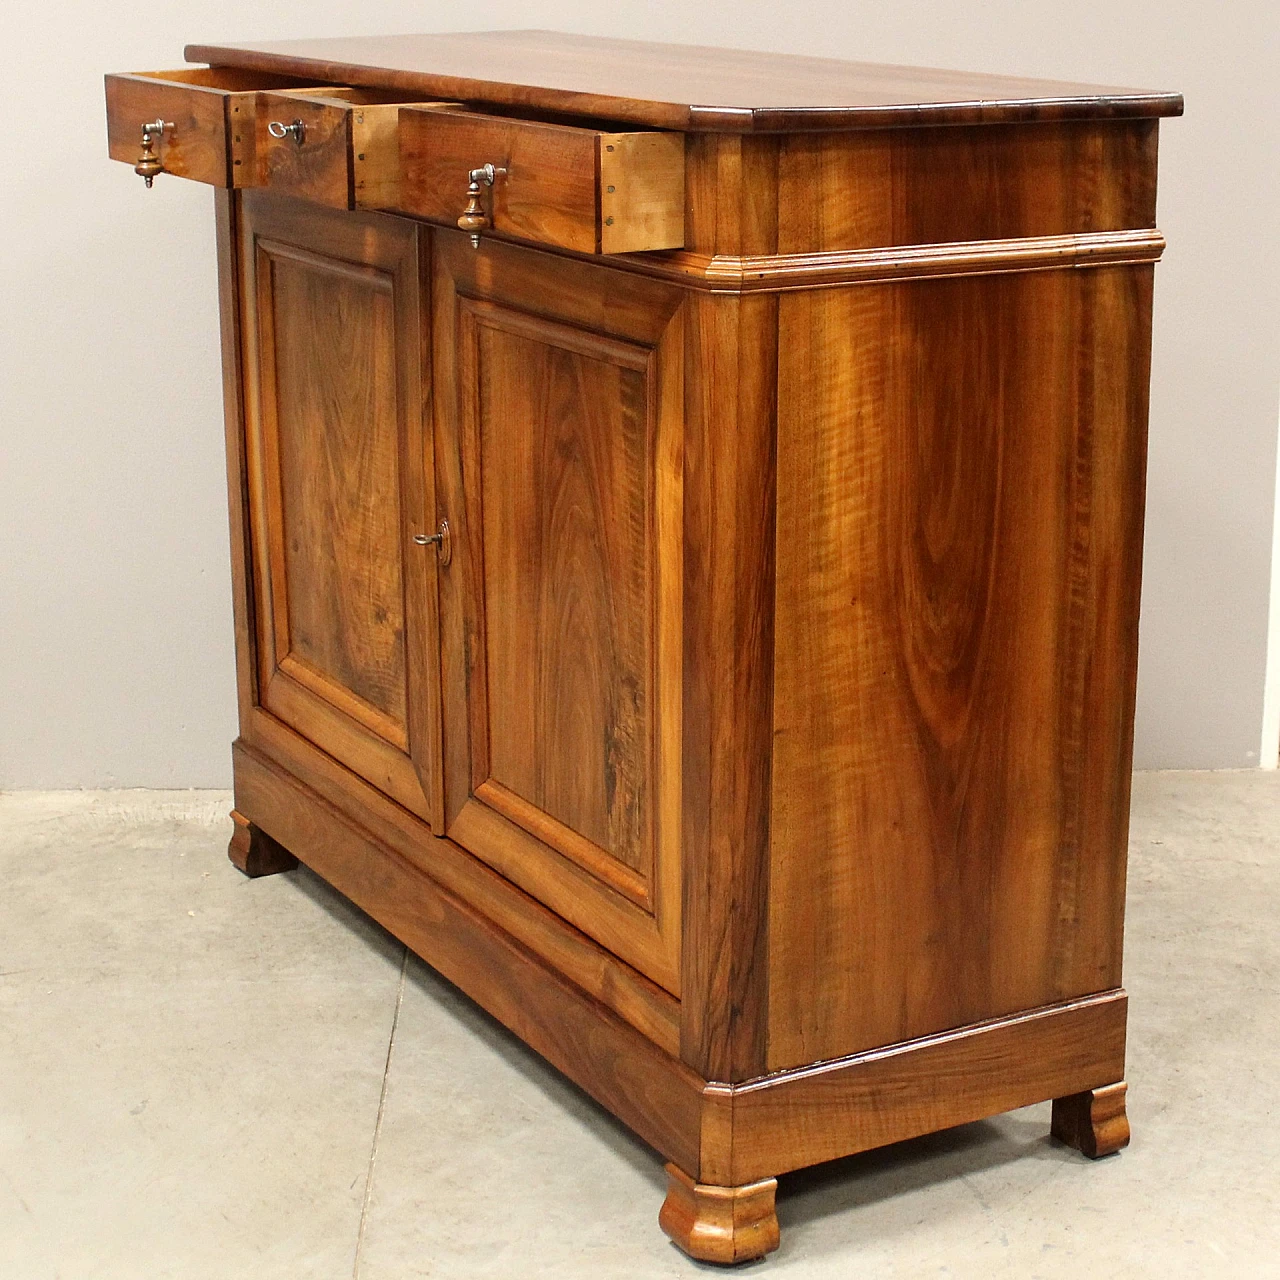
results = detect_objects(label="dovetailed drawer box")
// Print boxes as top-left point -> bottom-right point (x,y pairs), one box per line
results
255,90 -> 457,210
397,107 -> 685,254
105,68 -> 312,187
104,31 -> 1180,1268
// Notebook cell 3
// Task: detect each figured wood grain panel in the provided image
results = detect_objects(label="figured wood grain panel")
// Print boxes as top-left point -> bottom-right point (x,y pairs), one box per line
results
777,120 -> 1159,252
768,266 -> 1152,1070
266,246 -> 406,726
239,192 -> 441,825
432,231 -> 684,992
473,305 -> 652,878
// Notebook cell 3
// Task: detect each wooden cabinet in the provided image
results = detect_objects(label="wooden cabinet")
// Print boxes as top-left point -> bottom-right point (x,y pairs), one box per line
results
105,31 -> 1182,1266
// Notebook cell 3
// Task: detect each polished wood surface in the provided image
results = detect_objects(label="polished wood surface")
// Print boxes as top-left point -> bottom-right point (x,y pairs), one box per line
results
232,737 -> 1130,1190
398,107 -> 684,254
185,30 -> 1182,132
106,68 -> 300,187
227,808 -> 298,877
658,1164 -> 779,1264
109,31 -> 1177,1263
725,993 -> 1127,1182
432,232 -> 685,992
256,90 -> 358,208
768,264 -> 1153,1070
238,193 -> 442,826
1052,1080 -> 1132,1158
233,739 -> 703,1170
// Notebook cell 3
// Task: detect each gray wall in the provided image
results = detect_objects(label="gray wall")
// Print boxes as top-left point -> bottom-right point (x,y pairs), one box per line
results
3,0 -> 1278,786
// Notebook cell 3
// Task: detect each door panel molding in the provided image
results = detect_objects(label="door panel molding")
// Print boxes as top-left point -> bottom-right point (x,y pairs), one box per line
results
433,230 -> 685,993
238,191 -> 442,827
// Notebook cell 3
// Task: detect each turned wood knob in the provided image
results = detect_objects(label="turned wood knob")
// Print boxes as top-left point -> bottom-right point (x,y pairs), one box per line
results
458,164 -> 496,247
134,119 -> 171,188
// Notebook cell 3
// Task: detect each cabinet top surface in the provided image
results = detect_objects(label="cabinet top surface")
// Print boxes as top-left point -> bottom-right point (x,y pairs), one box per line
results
184,29 -> 1183,133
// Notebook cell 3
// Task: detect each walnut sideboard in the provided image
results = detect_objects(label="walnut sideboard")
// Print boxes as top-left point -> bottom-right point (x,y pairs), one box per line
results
104,31 -> 1181,1264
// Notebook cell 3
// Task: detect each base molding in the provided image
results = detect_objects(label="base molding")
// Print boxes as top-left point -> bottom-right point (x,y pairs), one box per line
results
710,990 -> 1129,1183
233,736 -> 1128,1194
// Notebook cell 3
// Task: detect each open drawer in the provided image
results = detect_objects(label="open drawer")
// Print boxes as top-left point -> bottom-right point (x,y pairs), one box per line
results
398,107 -> 686,255
255,89 -> 455,211
105,68 -> 322,187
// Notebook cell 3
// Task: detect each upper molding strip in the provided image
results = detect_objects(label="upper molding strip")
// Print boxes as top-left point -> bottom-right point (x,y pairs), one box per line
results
185,30 -> 1184,134
612,229 -> 1167,294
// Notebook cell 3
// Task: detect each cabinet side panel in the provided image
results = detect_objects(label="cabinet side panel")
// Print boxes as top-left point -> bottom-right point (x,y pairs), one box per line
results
768,265 -> 1152,1071
777,120 -> 1158,253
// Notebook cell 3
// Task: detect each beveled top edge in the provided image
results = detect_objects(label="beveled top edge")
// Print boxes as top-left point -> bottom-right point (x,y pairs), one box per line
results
183,30 -> 1184,133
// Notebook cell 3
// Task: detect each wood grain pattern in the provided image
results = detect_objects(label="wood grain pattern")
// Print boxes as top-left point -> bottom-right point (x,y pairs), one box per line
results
257,91 -> 355,208
106,68 -> 315,186
227,808 -> 298,877
725,991 -> 1128,1182
398,107 -> 684,254
1052,1080 -> 1131,1158
658,1164 -> 779,1264
232,737 -> 703,1171
401,108 -> 599,252
607,229 -> 1166,295
239,192 -> 442,824
432,231 -> 685,992
242,705 -> 680,1052
769,264 -> 1153,1070
777,120 -> 1159,252
473,302 -> 652,877
186,30 -> 1183,133
678,135 -> 779,1083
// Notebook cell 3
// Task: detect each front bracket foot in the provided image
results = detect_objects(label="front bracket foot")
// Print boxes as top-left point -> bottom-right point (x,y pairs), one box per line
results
1051,1080 -> 1131,1158
228,809 -> 299,878
658,1162 -> 780,1264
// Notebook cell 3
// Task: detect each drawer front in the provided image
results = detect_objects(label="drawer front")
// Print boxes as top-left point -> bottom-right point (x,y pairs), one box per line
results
257,92 -> 457,210
257,91 -> 357,208
399,109 -> 685,255
105,68 -> 309,187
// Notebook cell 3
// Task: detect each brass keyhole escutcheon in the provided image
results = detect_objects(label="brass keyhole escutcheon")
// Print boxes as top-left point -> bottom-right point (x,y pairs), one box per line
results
413,519 -> 452,567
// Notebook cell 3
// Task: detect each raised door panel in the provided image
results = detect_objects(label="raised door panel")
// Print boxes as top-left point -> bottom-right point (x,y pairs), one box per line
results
239,191 -> 441,825
433,232 -> 684,993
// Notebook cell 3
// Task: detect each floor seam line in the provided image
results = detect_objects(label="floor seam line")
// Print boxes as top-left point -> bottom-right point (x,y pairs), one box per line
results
353,945 -> 409,1280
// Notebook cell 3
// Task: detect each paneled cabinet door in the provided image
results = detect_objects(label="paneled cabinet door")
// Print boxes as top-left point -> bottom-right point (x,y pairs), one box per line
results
432,233 -> 685,994
238,192 -> 442,826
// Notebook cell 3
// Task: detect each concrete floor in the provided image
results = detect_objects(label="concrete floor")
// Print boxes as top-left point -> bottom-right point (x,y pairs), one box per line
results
1,773 -> 1277,1279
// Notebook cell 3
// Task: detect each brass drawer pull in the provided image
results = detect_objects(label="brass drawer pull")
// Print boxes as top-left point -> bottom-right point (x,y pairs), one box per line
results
134,119 -> 172,187
267,118 -> 306,146
458,163 -> 496,247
